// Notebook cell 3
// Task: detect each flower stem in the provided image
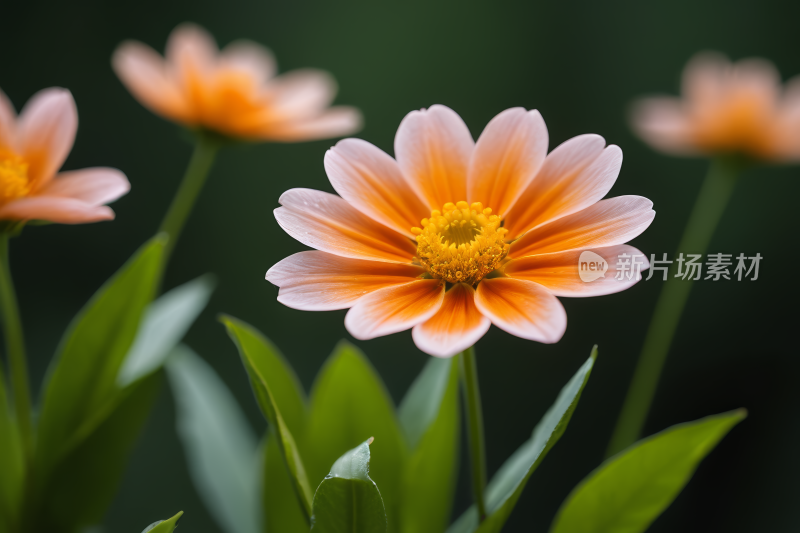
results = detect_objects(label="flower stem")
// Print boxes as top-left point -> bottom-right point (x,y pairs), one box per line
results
0,233 -> 33,459
606,156 -> 743,457
158,133 -> 220,263
459,346 -> 488,522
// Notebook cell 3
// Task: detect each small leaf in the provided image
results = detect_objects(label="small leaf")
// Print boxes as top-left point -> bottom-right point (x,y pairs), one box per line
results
142,511 -> 184,533
33,372 -> 162,531
36,236 -> 165,473
549,409 -> 746,533
398,358 -> 460,533
311,438 -> 387,533
222,315 -> 313,522
306,342 -> 407,533
448,347 -> 597,533
166,345 -> 259,533
118,274 -> 215,387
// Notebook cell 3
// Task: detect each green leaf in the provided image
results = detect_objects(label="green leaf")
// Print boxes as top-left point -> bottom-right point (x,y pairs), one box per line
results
311,438 -> 387,533
398,357 -> 460,533
222,315 -> 313,522
166,345 -> 259,533
306,342 -> 407,533
36,235 -> 165,473
263,434 -> 309,533
118,274 -> 215,387
448,347 -> 597,533
142,511 -> 184,533
550,409 -> 746,533
33,372 -> 162,531
0,375 -> 22,533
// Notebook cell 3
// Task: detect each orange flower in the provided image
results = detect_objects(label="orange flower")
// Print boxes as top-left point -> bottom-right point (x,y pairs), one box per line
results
267,106 -> 654,357
0,87 -> 129,224
631,52 -> 800,161
112,24 -> 362,142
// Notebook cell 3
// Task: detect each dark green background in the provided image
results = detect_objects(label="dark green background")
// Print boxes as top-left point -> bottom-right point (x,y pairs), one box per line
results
3,0 -> 798,531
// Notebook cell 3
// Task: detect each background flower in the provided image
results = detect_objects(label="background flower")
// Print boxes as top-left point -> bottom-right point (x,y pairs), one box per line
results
112,24 -> 362,142
631,52 -> 800,161
0,87 -> 129,224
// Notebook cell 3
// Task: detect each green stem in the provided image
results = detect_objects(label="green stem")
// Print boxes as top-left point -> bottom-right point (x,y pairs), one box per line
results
606,156 -> 743,457
0,234 -> 33,459
459,346 -> 488,522
158,134 -> 220,263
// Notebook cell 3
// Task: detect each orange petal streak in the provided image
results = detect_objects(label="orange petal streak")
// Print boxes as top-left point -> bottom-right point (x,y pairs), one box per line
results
345,279 -> 445,340
474,278 -> 566,344
412,283 -> 491,358
274,188 -> 417,264
266,251 -> 425,311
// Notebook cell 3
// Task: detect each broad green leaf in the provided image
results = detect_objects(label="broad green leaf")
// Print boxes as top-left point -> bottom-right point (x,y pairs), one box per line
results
550,409 -> 746,533
36,236 -> 165,473
166,345 -> 259,533
0,374 -> 22,533
222,315 -> 313,521
118,274 -> 215,387
398,357 -> 460,533
448,348 -> 597,533
311,438 -> 387,533
306,342 -> 407,533
221,315 -> 306,436
263,434 -> 309,533
142,511 -> 184,533
32,372 -> 162,531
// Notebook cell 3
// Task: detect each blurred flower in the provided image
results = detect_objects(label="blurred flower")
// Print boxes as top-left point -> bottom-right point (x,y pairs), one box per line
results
112,24 -> 362,142
631,52 -> 800,161
267,106 -> 654,357
0,87 -> 129,224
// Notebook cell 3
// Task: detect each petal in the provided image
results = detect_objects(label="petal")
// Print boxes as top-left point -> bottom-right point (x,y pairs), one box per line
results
503,134 -> 621,238
503,245 -> 650,297
0,196 -> 114,224
274,188 -> 417,263
0,87 -> 17,153
266,251 -> 424,311
39,167 -> 130,205
509,196 -> 655,259
260,106 -> 362,142
394,105 -> 473,209
165,23 -> 218,70
474,278 -> 566,344
324,138 -> 427,238
682,52 -> 730,103
467,108 -> 548,216
266,69 -> 337,120
345,279 -> 444,340
630,97 -> 695,155
112,41 -> 191,122
221,40 -> 277,83
17,88 -> 77,189
412,283 -> 491,358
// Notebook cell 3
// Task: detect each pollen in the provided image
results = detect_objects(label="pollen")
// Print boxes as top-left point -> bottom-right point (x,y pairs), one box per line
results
412,201 -> 509,285
0,150 -> 31,205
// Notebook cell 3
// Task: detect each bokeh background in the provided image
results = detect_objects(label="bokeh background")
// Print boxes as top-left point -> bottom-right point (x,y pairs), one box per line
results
3,0 -> 799,531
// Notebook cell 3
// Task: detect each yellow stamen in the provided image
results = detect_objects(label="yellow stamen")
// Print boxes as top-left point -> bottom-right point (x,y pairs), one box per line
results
0,150 -> 31,205
414,201 -> 509,285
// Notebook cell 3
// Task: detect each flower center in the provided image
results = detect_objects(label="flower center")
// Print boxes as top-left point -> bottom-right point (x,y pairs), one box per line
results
0,150 -> 31,205
412,201 -> 509,285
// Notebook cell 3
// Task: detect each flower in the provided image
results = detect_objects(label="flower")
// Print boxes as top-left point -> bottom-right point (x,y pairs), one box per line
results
0,87 -> 129,224
267,106 -> 654,357
631,52 -> 800,161
112,24 -> 362,142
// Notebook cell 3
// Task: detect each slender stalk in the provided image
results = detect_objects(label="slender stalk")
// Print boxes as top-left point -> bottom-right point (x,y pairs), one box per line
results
606,156 -> 743,457
0,233 -> 33,458
158,133 -> 220,262
459,346 -> 488,522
